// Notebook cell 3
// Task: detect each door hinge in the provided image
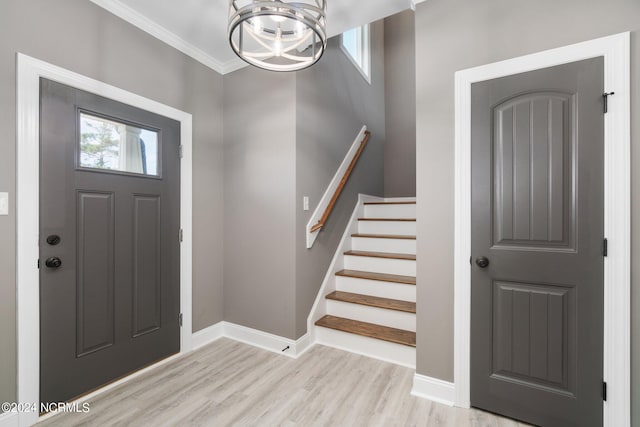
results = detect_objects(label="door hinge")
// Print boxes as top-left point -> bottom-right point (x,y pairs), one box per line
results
602,381 -> 607,401
179,228 -> 183,243
37,259 -> 40,269
603,91 -> 615,114
603,238 -> 608,257
179,145 -> 183,158
179,313 -> 183,327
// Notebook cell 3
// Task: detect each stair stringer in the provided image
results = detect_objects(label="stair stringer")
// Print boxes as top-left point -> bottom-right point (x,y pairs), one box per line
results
306,193 -> 384,335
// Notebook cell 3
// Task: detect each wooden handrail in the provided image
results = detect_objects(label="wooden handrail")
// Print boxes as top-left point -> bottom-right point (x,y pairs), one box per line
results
310,130 -> 371,233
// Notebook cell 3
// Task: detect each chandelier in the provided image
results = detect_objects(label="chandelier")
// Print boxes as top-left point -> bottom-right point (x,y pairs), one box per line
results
228,0 -> 327,72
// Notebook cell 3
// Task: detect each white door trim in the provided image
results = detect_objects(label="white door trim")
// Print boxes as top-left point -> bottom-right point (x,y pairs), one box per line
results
453,32 -> 630,426
16,53 -> 194,426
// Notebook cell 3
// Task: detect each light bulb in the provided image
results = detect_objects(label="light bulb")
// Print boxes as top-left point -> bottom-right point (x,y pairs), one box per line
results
249,17 -> 262,33
274,38 -> 282,56
274,26 -> 283,56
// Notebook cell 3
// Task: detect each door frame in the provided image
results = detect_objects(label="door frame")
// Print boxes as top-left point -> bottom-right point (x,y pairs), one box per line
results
453,32 -> 630,426
16,53 -> 194,426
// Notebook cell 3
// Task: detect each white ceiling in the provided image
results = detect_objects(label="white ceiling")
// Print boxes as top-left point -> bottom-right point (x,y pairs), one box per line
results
89,0 -> 414,74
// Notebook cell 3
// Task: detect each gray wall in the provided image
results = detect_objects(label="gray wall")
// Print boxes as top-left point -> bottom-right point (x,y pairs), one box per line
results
384,10 -> 416,197
295,23 -> 386,337
223,68 -> 298,339
223,24 -> 386,340
0,0 -> 225,404
414,0 -> 640,420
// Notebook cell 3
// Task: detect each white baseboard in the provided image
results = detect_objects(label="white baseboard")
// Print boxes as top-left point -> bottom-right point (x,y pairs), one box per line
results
0,412 -> 18,427
191,322 -> 225,350
293,330 -> 316,358
411,373 -> 455,406
191,321 -> 315,359
223,322 -> 314,359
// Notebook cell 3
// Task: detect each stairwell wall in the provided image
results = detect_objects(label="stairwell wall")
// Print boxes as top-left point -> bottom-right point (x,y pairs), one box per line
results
222,23 -> 386,340
383,10 -> 416,197
295,22 -> 386,338
223,68 -> 298,339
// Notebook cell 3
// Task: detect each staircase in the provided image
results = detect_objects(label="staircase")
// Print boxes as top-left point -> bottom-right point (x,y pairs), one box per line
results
314,199 -> 416,367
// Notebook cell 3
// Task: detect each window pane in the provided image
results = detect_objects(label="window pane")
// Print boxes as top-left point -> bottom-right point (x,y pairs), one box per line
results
342,28 -> 361,63
79,112 -> 159,176
341,24 -> 370,83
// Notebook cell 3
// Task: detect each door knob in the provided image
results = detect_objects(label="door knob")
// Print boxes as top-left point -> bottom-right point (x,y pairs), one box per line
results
45,257 -> 62,269
475,256 -> 489,268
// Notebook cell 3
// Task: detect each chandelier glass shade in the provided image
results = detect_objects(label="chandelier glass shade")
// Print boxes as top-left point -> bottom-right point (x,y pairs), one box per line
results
228,0 -> 327,72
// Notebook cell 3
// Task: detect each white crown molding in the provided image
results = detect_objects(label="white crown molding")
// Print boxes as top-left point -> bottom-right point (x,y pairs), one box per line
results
221,58 -> 250,75
89,0 -> 247,75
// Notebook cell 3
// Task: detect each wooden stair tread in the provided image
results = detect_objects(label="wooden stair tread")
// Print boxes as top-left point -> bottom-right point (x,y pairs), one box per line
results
326,291 -> 416,313
364,201 -> 416,205
358,218 -> 416,222
352,233 -> 416,240
315,315 -> 416,347
344,250 -> 416,261
336,269 -> 416,285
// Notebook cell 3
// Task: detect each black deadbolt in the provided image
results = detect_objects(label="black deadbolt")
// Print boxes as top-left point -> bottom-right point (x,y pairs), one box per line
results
45,257 -> 62,269
475,256 -> 490,269
46,235 -> 61,245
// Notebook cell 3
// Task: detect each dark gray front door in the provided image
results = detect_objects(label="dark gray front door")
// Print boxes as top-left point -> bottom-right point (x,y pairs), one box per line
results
40,79 -> 181,404
470,57 -> 604,427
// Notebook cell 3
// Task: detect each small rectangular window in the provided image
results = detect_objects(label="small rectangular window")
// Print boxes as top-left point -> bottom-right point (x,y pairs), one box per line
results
341,24 -> 371,84
79,112 -> 159,176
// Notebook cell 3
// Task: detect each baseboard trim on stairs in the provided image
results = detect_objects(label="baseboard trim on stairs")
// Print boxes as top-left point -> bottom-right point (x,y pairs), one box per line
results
192,319 -> 417,369
411,373 -> 456,406
306,194 -> 384,332
191,321 -> 314,359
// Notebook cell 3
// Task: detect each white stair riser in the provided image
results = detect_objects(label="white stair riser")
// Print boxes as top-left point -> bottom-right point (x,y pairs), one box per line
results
352,237 -> 416,254
364,204 -> 416,219
344,255 -> 416,276
315,327 -> 416,368
326,300 -> 416,332
336,276 -> 416,302
358,220 -> 416,235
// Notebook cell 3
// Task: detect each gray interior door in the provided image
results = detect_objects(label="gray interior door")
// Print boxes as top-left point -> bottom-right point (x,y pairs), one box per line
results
470,57 -> 604,427
40,79 -> 181,404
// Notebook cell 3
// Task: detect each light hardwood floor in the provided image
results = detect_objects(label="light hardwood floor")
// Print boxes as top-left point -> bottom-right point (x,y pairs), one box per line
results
38,338 -> 530,426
